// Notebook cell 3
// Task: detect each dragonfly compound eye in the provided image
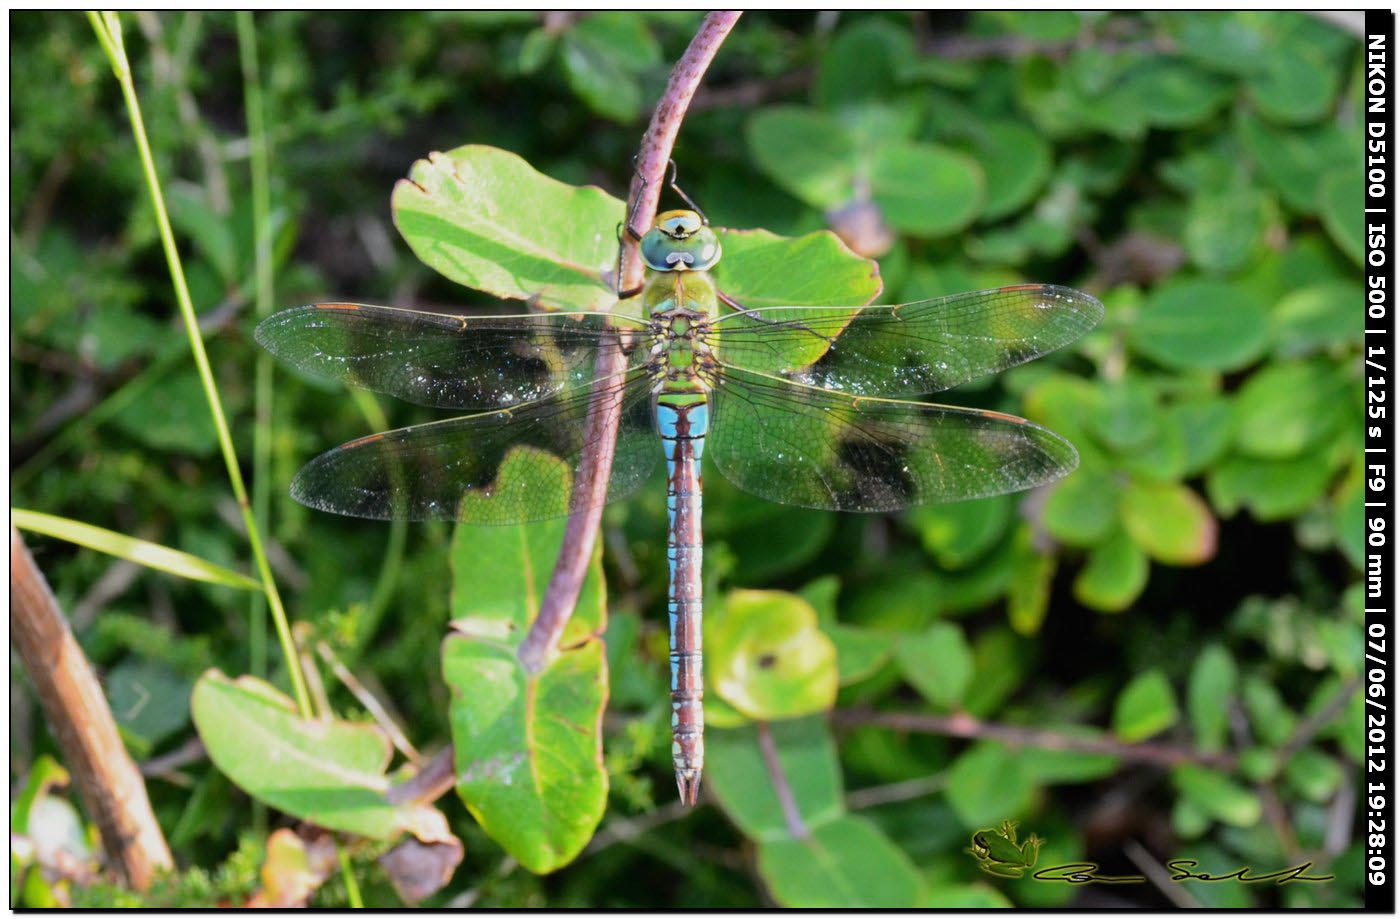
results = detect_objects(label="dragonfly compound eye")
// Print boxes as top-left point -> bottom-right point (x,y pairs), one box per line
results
641,221 -> 722,273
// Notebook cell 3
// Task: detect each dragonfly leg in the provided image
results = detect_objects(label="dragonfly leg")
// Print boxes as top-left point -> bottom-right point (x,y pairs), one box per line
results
614,221 -> 645,299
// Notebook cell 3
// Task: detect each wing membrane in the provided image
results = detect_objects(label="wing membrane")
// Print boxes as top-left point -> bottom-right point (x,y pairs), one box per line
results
708,367 -> 1077,512
256,302 -> 649,410
711,284 -> 1102,397
290,370 -> 658,524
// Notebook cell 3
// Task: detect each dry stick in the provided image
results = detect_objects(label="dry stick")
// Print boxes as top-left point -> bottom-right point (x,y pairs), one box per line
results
10,527 -> 174,890
834,708 -> 1237,770
516,9 -> 742,676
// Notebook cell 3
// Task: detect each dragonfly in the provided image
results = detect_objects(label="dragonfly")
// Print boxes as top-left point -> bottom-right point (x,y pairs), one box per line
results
256,190 -> 1103,807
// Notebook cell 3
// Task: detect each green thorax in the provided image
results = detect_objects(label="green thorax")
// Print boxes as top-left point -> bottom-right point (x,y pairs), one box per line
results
638,209 -> 721,396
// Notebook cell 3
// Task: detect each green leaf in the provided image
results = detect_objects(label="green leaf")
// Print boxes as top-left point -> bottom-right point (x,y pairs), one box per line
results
1122,58 -> 1232,128
1184,184 -> 1269,274
1006,531 -> 1056,635
844,572 -> 941,632
1043,465 -> 1120,547
869,142 -> 984,237
920,882 -> 1013,908
708,590 -> 838,721
557,14 -> 660,123
757,814 -> 923,907
706,718 -> 844,842
746,107 -> 857,209
107,659 -> 191,758
191,671 -> 450,841
963,628 -> 1034,718
1112,669 -> 1179,742
443,447 -> 607,874
1172,765 -> 1261,827
167,182 -> 237,284
945,742 -> 1035,827
1272,280 -> 1362,356
1282,747 -> 1342,803
965,120 -> 1053,221
12,508 -> 260,591
894,622 -> 972,708
828,624 -> 896,686
111,365 -> 219,455
711,225 -> 881,316
1167,395 -> 1234,478
1232,359 -> 1349,459
1241,676 -> 1296,746
391,144 -> 624,312
1119,480 -> 1218,565
1186,645 -> 1237,752
1319,169 -> 1364,265
1236,113 -> 1351,212
1128,279 -> 1269,372
1207,451 -> 1337,520
1168,12 -> 1272,75
1247,47 -> 1339,125
816,19 -> 912,109
1018,728 -> 1120,783
905,494 -> 1011,569
1073,528 -> 1149,613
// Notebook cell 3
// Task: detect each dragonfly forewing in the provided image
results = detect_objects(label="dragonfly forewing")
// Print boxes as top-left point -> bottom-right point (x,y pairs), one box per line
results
710,284 -> 1103,397
707,367 -> 1078,513
255,302 -> 649,410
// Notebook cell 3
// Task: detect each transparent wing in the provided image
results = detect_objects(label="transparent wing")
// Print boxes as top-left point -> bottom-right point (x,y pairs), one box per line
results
708,367 -> 1077,513
710,284 -> 1102,397
256,302 -> 649,410
290,370 -> 658,524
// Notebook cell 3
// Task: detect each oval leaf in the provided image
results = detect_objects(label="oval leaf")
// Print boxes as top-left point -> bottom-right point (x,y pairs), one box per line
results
1112,669 -> 1180,742
1119,480 -> 1218,565
191,671 -> 449,841
757,814 -> 923,907
708,590 -> 838,721
444,448 -> 607,874
391,145 -> 624,312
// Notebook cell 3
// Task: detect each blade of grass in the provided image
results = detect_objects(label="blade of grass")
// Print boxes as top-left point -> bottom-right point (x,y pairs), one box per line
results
236,9 -> 273,686
13,508 -> 260,591
86,10 -> 311,719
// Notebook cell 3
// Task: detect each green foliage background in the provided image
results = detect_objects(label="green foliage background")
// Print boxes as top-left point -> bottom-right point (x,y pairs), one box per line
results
10,11 -> 1366,908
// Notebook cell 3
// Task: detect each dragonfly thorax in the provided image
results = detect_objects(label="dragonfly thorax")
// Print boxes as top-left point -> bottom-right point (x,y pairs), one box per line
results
640,209 -> 721,272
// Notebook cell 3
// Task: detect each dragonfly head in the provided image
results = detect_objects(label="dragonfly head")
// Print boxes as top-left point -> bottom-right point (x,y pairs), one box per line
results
641,209 -> 721,272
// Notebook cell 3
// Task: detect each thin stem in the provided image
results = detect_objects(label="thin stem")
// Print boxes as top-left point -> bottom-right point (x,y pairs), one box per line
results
517,9 -> 742,674
317,641 -> 421,764
336,842 -> 364,909
756,721 -> 808,840
833,708 -> 1237,770
88,10 -> 312,718
236,8 -> 273,687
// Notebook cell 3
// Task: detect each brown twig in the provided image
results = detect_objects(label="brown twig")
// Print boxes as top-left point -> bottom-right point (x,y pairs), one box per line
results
1277,673 -> 1363,765
386,746 -> 456,807
833,708 -> 1237,770
756,720 -> 809,840
516,10 -> 742,675
10,526 -> 174,890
